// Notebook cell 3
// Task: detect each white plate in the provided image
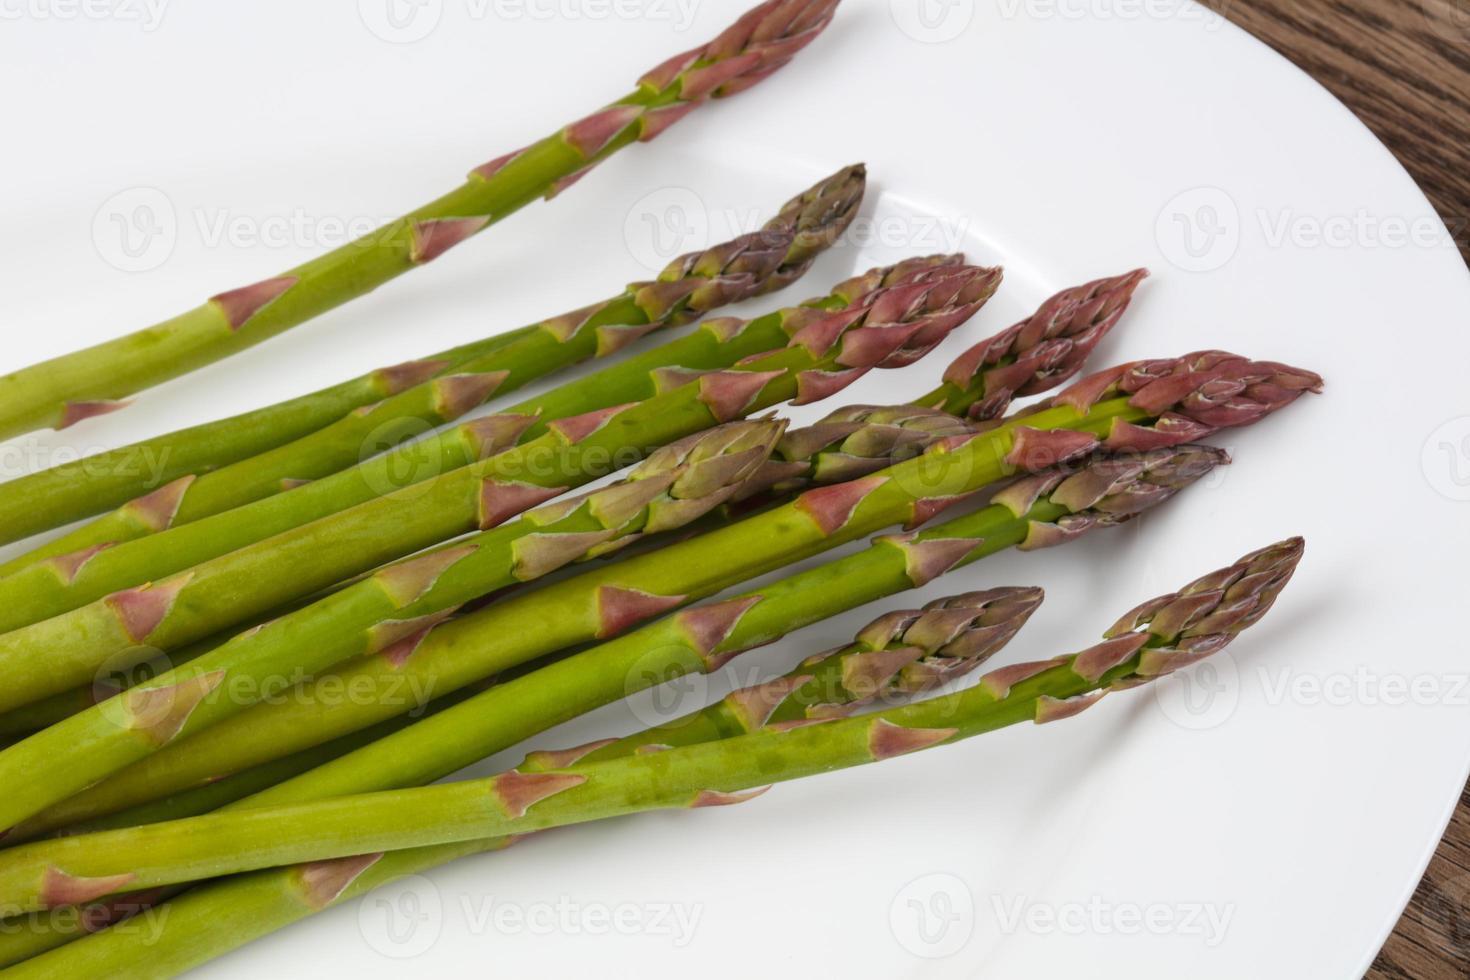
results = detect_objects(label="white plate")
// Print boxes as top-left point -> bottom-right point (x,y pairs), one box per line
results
3,2 -> 1469,977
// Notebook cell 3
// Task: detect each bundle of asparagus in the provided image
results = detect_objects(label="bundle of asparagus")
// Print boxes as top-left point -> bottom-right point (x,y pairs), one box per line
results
0,265 -> 1144,743
0,0 -> 841,441
0,1 -> 1328,972
0,261 -> 1016,834
0,270 -> 1161,834
0,258 -> 1001,720
0,538 -> 1304,977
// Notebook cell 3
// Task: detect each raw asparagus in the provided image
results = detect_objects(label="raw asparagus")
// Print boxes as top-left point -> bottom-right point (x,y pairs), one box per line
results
0,538 -> 1302,926
0,257 -> 999,832
23,344 -> 1319,833
0,418 -> 788,833
6,285 -> 1167,832
0,447 -> 1246,962
25,441 -> 1230,836
0,164 -> 863,564
921,268 -> 1147,419
0,330 -> 528,554
548,587 -> 1047,762
0,266 -> 1137,738
733,266 -> 1151,499
0,0 -> 841,440
0,587 -> 1044,952
0,182 -> 875,629
0,258 -> 995,713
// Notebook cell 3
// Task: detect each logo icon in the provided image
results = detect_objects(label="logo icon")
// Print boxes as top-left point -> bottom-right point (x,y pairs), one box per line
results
624,643 -> 710,730
357,416 -> 443,499
623,186 -> 710,273
890,0 -> 975,43
358,873 -> 443,958
1153,649 -> 1241,731
1155,186 -> 1241,272
93,187 -> 177,273
889,872 -> 975,958
1423,416 -> 1470,502
358,0 -> 443,43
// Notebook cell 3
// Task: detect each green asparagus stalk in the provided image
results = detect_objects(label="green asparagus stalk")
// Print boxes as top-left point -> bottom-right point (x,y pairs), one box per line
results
0,165 -> 863,565
549,587 -> 1046,762
0,538 -> 1302,930
0,629 -> 232,740
24,440 -> 1228,839
0,418 -> 789,833
565,535 -> 1302,768
20,346 -> 1319,835
0,258 -> 994,715
0,0 -> 841,441
0,411 -> 955,742
56,683 -> 493,838
732,402 -> 978,503
0,567 -> 363,739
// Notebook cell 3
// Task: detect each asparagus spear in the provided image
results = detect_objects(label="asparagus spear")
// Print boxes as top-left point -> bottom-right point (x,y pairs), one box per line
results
0,567 -> 361,739
0,0 -> 842,441
0,258 -> 996,713
0,165 -> 863,564
23,441 -> 1229,837
23,343 -> 1322,835
547,587 -> 1047,762
0,538 -> 1302,935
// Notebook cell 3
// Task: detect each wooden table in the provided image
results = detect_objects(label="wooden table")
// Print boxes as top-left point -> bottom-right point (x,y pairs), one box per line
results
1199,0 -> 1470,974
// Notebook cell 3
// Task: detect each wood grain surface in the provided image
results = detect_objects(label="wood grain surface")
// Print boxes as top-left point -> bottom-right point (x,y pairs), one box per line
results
1198,0 -> 1470,975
